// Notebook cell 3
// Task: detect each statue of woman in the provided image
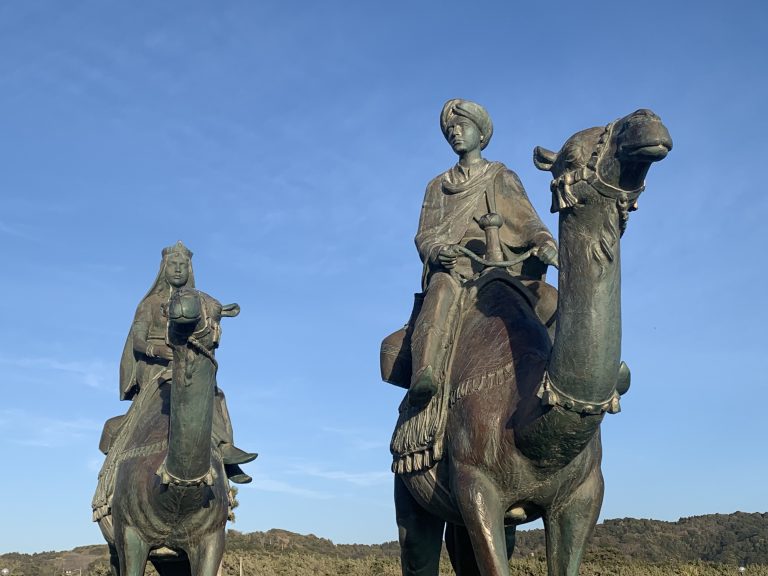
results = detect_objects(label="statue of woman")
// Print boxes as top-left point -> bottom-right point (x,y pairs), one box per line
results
104,241 -> 256,484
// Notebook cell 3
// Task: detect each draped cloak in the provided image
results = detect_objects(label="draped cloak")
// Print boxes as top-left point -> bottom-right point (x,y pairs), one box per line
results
415,160 -> 555,286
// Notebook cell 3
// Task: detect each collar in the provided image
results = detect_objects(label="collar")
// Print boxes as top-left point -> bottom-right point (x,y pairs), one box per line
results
442,160 -> 502,195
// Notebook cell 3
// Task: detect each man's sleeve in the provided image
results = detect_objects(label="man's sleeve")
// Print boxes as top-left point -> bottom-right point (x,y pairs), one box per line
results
499,170 -> 555,249
414,178 -> 445,265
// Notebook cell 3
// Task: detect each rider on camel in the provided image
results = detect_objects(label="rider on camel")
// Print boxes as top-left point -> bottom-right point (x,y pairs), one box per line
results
408,99 -> 559,406
100,241 -> 256,484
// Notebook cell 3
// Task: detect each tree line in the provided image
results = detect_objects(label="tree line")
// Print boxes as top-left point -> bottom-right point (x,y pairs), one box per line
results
2,512 -> 766,576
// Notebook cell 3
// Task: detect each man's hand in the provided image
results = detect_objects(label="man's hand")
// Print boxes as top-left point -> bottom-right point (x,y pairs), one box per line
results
534,241 -> 559,269
437,245 -> 459,269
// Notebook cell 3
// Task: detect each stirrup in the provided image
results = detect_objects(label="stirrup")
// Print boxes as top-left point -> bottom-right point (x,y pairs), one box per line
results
225,464 -> 252,484
220,443 -> 258,465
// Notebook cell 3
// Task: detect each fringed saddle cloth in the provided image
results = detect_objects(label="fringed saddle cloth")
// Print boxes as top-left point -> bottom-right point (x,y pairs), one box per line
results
390,375 -> 448,474
390,271 -> 539,475
92,377 -> 167,522
390,360 -> 515,474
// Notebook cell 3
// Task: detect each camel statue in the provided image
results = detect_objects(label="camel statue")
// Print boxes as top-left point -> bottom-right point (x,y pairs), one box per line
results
99,288 -> 240,576
393,109 -> 672,576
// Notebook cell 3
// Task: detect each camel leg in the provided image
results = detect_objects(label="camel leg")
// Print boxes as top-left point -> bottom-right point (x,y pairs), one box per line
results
395,475 -> 445,576
452,467 -> 509,576
187,531 -> 225,576
446,522 -> 517,576
107,544 -> 120,576
543,468 -> 604,576
504,525 -> 516,559
445,523 -> 473,576
151,557 -> 192,576
115,526 -> 150,576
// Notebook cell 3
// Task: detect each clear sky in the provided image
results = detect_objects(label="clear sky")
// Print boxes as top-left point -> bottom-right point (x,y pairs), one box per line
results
1,0 -> 766,555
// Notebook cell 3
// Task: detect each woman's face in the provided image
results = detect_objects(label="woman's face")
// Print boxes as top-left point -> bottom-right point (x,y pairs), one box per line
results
164,254 -> 190,288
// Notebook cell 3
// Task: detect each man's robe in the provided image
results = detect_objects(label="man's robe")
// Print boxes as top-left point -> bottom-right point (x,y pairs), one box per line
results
415,160 -> 554,285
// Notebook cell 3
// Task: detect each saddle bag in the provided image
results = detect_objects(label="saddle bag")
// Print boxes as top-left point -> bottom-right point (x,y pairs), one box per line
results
99,414 -> 127,455
380,293 -> 423,388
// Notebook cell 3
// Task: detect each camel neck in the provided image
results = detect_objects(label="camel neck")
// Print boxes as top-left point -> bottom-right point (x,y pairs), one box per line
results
548,193 -> 623,406
165,344 -> 217,483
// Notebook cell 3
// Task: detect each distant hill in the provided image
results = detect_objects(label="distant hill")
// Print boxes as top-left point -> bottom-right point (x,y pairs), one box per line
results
2,512 -> 766,576
0,545 -> 107,576
225,528 -> 401,559
225,513 -> 768,566
514,512 -> 768,565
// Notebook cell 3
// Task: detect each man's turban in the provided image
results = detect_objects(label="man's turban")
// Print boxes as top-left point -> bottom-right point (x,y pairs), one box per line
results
440,99 -> 494,150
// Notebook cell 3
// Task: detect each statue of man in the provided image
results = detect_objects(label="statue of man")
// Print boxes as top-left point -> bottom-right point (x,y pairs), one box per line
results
101,241 -> 256,484
408,99 -> 558,405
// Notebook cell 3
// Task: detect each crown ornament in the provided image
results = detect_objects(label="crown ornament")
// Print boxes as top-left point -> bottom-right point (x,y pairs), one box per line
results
162,240 -> 193,259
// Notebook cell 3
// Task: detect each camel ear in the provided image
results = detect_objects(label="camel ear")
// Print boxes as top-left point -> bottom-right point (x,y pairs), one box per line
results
221,303 -> 240,317
533,146 -> 557,171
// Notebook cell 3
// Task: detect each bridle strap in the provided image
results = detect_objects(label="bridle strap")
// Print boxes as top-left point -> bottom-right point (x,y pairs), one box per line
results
549,121 -> 645,212
187,336 -> 218,370
585,121 -> 644,204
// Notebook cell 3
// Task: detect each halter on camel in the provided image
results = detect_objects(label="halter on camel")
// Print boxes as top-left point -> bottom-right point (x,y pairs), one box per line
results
544,120 -> 645,236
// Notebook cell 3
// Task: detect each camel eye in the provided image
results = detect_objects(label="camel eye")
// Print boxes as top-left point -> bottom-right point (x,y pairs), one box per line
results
563,150 -> 580,170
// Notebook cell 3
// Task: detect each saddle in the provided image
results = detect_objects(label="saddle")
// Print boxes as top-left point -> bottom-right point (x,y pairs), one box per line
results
388,270 -> 549,474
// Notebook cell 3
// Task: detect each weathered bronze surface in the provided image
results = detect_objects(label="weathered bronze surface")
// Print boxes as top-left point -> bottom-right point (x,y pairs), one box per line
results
384,104 -> 672,576
92,243 -> 255,576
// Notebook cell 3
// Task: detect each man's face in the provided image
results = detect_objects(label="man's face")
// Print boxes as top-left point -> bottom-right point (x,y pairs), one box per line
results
164,255 -> 190,288
446,117 -> 482,155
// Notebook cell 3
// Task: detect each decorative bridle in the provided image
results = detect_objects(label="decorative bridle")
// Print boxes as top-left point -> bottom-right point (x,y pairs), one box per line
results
549,121 -> 645,235
168,294 -> 220,379
186,303 -> 219,371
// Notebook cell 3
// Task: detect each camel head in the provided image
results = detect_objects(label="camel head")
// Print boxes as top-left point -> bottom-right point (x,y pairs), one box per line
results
167,288 -> 240,351
533,109 -> 672,219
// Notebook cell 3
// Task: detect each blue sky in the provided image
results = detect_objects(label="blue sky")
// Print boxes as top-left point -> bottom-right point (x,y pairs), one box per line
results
1,0 -> 766,554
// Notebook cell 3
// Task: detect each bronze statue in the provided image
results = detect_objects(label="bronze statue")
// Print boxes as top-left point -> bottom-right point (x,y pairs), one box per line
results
383,107 -> 672,576
93,242 -> 254,576
96,243 -> 256,485
382,99 -> 558,408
